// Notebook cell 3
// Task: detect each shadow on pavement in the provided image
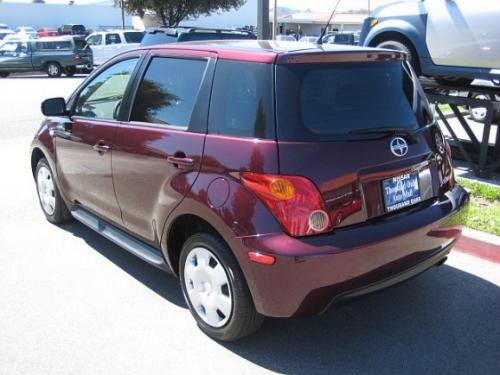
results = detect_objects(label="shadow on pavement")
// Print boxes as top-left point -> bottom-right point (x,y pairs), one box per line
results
59,221 -> 186,308
61,221 -> 499,374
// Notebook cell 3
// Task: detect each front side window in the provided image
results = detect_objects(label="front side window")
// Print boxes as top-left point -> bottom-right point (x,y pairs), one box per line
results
74,58 -> 138,120
208,60 -> 274,139
130,57 -> 207,129
87,34 -> 102,46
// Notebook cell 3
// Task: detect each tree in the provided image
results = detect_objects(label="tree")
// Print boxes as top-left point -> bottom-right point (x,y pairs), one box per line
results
119,0 -> 246,27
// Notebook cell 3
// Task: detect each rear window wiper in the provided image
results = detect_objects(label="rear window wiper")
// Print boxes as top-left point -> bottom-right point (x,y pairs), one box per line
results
348,127 -> 419,143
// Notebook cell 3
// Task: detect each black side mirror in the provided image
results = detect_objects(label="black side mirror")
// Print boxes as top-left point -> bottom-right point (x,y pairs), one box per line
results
41,97 -> 67,116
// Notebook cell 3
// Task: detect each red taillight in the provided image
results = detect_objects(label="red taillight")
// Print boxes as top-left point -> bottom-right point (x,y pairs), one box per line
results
241,173 -> 332,236
74,55 -> 81,61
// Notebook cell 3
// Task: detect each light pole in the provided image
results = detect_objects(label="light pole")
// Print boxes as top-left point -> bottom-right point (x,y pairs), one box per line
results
257,0 -> 270,39
272,0 -> 277,40
121,0 -> 125,30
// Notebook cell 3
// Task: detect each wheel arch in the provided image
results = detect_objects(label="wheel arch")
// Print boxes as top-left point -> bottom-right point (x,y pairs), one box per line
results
31,146 -> 46,178
364,19 -> 429,61
164,213 -> 226,276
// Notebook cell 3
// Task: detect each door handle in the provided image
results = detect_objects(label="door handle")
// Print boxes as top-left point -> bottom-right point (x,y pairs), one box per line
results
93,140 -> 110,154
167,155 -> 194,169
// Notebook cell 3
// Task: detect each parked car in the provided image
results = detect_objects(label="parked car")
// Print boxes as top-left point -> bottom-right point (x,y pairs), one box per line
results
86,30 -> 144,65
298,36 -> 319,43
276,34 -> 296,41
15,26 -> 37,39
140,27 -> 257,46
0,36 -> 92,77
37,27 -> 59,38
360,0 -> 500,85
0,29 -> 14,41
324,32 -> 358,46
59,24 -> 87,36
31,41 -> 468,341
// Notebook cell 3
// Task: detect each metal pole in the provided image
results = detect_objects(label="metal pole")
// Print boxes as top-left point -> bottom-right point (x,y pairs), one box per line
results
368,0 -> 371,14
272,0 -> 277,40
257,0 -> 270,39
121,0 -> 126,30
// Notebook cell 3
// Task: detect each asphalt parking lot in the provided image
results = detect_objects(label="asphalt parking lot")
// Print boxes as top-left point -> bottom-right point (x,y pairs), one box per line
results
1,76 -> 499,375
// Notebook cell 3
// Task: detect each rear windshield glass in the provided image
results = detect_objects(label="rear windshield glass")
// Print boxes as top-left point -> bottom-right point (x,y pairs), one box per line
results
72,25 -> 86,33
140,32 -> 177,46
276,61 -> 432,141
124,31 -> 144,43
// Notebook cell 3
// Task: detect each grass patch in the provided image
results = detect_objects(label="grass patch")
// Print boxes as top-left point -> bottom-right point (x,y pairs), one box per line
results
457,178 -> 500,202
448,178 -> 500,235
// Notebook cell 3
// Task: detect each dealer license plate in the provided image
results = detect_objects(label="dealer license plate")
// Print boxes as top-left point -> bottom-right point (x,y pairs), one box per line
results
383,172 -> 421,212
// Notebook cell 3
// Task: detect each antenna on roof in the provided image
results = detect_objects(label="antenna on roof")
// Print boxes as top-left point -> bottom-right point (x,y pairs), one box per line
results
317,0 -> 342,45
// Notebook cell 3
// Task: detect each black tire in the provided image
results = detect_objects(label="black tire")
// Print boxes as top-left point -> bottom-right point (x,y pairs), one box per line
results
467,93 -> 499,123
35,158 -> 72,224
435,77 -> 474,87
179,233 -> 264,341
46,62 -> 62,77
65,66 -> 76,77
376,38 -> 421,75
0,72 -> 9,78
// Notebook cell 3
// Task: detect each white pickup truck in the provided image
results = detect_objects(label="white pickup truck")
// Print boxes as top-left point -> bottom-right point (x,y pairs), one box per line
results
85,30 -> 144,66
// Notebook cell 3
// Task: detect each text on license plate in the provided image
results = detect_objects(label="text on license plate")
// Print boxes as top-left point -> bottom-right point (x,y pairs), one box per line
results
383,172 -> 421,212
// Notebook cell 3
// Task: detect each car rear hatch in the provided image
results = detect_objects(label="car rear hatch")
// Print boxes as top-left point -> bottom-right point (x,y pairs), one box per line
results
275,50 -> 454,229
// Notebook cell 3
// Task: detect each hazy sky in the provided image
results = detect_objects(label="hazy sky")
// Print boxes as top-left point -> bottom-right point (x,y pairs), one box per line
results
5,0 -> 404,10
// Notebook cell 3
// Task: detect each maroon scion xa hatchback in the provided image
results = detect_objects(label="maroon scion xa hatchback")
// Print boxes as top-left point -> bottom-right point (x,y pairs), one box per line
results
31,41 -> 468,341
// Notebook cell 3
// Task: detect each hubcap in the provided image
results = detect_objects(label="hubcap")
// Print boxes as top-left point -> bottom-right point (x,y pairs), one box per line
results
37,166 -> 56,215
471,94 -> 488,121
48,65 -> 58,75
183,247 -> 232,328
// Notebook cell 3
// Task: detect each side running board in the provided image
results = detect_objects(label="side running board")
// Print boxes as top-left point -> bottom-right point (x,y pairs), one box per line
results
71,207 -> 169,272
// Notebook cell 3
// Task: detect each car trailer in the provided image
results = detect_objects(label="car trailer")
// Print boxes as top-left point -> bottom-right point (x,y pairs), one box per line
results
422,79 -> 500,178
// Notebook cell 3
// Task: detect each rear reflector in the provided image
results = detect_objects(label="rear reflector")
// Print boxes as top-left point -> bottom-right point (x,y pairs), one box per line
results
247,252 -> 276,265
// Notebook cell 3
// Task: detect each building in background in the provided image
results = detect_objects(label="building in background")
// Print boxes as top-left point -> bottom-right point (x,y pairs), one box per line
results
273,10 -> 367,36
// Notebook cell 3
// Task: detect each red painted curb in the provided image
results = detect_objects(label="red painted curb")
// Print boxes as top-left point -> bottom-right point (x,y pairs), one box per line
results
454,228 -> 500,264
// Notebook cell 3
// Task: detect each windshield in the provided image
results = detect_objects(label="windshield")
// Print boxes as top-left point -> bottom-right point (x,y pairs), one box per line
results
275,60 -> 433,141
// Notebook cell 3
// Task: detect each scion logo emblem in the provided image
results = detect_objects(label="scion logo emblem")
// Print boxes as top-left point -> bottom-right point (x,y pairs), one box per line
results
390,137 -> 408,157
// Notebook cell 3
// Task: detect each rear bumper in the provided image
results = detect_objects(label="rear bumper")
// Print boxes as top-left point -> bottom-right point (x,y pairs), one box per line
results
235,184 -> 469,317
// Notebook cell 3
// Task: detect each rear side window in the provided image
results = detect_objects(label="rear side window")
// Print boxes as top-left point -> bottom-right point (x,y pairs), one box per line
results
35,41 -> 72,50
276,61 -> 432,141
124,31 -> 144,43
208,60 -> 274,139
130,57 -> 207,129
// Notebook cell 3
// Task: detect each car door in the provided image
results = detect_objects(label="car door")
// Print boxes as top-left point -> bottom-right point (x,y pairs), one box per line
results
87,33 -> 104,65
426,0 -> 500,68
55,56 -> 141,225
0,41 -> 32,71
104,33 -> 123,62
112,50 -> 215,245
